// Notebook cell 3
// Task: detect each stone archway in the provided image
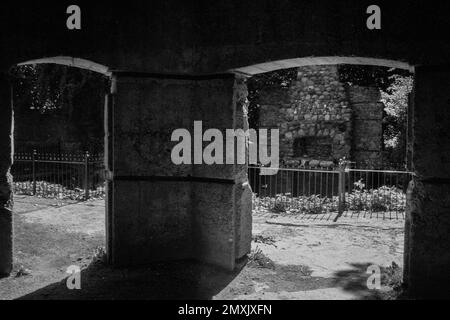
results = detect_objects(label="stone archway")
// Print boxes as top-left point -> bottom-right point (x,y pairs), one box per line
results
16,57 -> 112,77
231,58 -> 450,298
0,57 -> 113,275
0,60 -> 254,274
232,56 -> 414,76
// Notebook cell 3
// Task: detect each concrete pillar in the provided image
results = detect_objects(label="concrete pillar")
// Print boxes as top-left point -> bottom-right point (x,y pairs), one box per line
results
405,66 -> 450,298
0,74 -> 13,276
108,73 -> 252,270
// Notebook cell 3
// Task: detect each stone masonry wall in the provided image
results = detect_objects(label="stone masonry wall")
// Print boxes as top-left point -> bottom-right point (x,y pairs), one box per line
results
258,65 -> 352,168
348,85 -> 384,168
257,65 -> 383,168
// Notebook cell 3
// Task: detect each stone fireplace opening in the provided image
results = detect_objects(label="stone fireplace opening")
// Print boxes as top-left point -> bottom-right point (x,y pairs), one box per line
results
293,136 -> 333,159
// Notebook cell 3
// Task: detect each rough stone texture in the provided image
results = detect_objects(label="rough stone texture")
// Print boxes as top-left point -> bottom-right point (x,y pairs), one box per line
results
110,74 -> 251,270
192,182 -> 236,269
404,66 -> 450,298
0,74 -> 13,276
113,77 -> 194,178
234,181 -> 253,259
257,66 -> 383,168
413,67 -> 450,179
348,86 -> 384,168
405,179 -> 450,298
111,180 -> 193,266
258,66 -> 352,165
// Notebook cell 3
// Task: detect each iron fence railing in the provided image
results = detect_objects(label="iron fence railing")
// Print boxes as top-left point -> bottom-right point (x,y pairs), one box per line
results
12,150 -> 105,200
249,165 -> 413,221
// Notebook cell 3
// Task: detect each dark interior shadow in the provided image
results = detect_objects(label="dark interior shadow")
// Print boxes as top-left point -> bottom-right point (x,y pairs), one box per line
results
16,259 -> 245,300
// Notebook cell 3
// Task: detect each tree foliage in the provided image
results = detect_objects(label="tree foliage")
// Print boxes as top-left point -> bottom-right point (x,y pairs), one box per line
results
10,64 -> 108,115
9,64 -> 110,153
381,75 -> 413,155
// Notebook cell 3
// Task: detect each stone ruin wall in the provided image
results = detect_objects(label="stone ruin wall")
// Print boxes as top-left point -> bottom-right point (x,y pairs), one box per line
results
257,65 -> 383,169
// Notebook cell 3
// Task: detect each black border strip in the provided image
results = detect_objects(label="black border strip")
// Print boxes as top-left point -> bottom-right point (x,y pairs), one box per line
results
111,71 -> 235,80
113,175 -> 236,184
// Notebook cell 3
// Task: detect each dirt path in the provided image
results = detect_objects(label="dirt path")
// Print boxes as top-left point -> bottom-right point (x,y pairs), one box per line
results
215,210 -> 404,299
0,197 -> 404,300
0,197 -> 105,300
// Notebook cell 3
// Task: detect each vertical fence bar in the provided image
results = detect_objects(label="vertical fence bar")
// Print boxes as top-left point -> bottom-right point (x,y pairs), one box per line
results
32,149 -> 37,196
84,151 -> 90,200
335,163 -> 346,222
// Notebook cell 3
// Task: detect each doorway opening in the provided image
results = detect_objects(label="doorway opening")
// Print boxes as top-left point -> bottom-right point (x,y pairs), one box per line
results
242,58 -> 414,299
8,58 -> 111,285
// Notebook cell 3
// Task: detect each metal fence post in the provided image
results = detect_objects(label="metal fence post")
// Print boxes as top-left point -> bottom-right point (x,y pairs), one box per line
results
334,163 -> 346,222
341,164 -> 346,207
84,151 -> 90,200
32,149 -> 37,195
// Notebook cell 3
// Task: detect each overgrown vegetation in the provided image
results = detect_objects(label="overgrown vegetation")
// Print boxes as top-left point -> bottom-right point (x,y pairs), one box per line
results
92,246 -> 107,265
381,262 -> 403,292
9,64 -> 109,154
13,181 -> 105,201
252,234 -> 277,247
248,247 -> 276,269
256,179 -> 406,215
381,75 -> 414,166
346,180 -> 406,213
10,64 -> 109,114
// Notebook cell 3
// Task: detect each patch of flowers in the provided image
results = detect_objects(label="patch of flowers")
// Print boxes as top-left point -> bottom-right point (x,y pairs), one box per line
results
254,179 -> 406,215
13,181 -> 105,200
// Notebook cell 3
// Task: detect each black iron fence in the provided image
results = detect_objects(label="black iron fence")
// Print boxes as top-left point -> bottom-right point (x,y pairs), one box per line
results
12,151 -> 105,200
249,165 -> 413,220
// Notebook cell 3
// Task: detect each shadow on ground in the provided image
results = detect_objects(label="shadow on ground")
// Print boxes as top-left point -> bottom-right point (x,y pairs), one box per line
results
16,259 -> 244,300
11,259 -> 404,300
331,262 -> 403,300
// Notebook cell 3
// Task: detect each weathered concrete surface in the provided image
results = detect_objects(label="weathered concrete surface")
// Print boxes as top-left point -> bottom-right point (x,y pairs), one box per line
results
0,74 -> 13,276
109,74 -> 252,269
111,180 -> 193,266
2,2 -> 450,73
405,180 -> 450,298
234,182 -> 253,259
405,66 -> 450,298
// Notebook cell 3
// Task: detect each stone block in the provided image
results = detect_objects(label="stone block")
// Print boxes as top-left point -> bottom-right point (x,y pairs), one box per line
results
405,179 -> 450,298
192,182 -> 237,270
413,67 -> 450,179
234,182 -> 252,259
113,77 -> 194,177
111,180 -> 193,266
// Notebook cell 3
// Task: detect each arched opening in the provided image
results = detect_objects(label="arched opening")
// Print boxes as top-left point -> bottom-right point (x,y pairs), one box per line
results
7,57 -> 112,286
232,56 -> 414,76
17,57 -> 111,77
234,56 -> 415,299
